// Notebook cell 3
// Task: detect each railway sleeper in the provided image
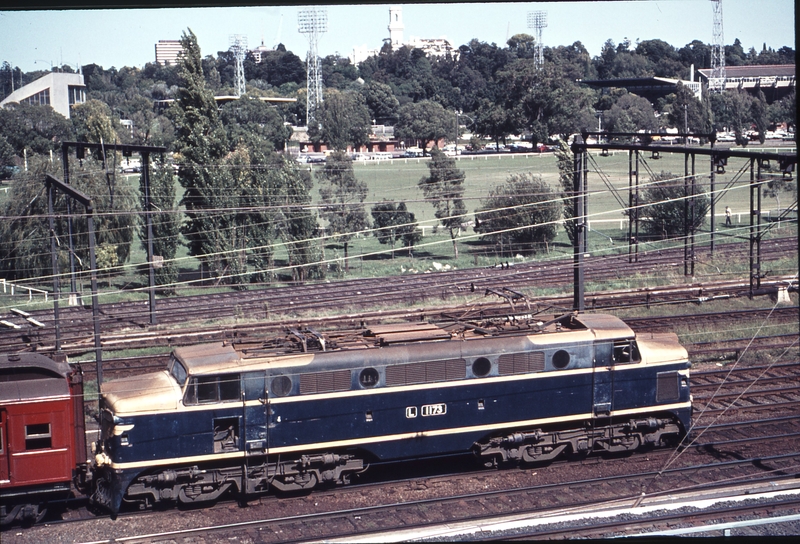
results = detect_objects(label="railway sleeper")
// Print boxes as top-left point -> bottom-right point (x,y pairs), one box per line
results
475,417 -> 680,465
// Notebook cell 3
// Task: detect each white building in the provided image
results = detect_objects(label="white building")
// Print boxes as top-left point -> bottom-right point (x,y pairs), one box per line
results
0,72 -> 86,119
155,40 -> 184,66
350,6 -> 456,65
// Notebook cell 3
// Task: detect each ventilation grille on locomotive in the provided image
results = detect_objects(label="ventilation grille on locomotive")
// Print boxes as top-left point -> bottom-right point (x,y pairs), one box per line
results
656,370 -> 680,402
386,359 -> 465,386
498,352 -> 545,375
300,370 -> 351,395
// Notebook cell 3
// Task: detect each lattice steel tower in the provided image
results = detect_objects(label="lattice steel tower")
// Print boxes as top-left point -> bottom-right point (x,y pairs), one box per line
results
710,0 -> 725,91
230,34 -> 248,97
298,7 -> 327,128
527,10 -> 547,69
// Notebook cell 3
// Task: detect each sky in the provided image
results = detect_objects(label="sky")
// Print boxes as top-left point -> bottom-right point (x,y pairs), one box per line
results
0,1 -> 795,73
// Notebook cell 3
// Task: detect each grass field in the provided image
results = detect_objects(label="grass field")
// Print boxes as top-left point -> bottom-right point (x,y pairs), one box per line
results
1,146 -> 796,312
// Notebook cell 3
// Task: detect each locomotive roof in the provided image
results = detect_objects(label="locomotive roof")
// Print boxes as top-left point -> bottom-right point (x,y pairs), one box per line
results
172,313 -> 635,376
0,353 -> 72,403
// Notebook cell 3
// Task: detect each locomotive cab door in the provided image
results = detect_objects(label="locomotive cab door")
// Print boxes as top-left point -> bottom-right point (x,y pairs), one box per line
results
0,408 -> 8,483
592,342 -> 614,416
242,372 -> 268,455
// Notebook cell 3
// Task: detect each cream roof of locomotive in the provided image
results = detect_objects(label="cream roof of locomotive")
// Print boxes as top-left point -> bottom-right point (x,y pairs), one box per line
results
571,313 -> 634,340
101,370 -> 181,413
636,332 -> 689,364
174,342 -> 314,375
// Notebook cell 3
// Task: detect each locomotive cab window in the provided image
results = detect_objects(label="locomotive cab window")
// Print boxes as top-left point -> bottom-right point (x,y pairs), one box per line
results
169,356 -> 188,386
25,423 -> 52,450
184,374 -> 241,405
613,340 -> 641,364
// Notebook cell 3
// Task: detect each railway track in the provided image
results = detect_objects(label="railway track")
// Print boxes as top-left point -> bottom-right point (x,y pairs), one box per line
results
6,365 -> 798,542
1,236 -> 796,355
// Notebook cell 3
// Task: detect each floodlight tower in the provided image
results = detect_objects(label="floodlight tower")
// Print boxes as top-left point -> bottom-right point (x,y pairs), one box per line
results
230,34 -> 248,97
527,10 -> 547,69
710,0 -> 725,91
298,7 -> 327,129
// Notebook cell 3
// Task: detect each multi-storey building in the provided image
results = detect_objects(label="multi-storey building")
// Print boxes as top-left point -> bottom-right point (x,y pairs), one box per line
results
0,72 -> 86,119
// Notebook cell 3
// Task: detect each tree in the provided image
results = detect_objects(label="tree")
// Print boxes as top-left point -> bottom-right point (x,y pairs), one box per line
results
418,148 -> 466,258
603,92 -> 658,133
635,171 -> 710,239
71,99 -> 123,145
139,154 -> 180,292
219,95 -> 292,152
751,90 -> 768,144
311,90 -> 372,151
172,29 -> 238,282
0,156 -> 136,282
474,172 -> 559,256
768,89 -> 796,129
394,100 -> 455,153
361,80 -> 400,125
316,151 -> 370,271
554,140 -> 577,245
370,200 -> 420,257
0,102 -> 74,156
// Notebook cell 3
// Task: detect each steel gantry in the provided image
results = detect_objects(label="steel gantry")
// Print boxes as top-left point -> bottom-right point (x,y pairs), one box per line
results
570,133 -> 796,310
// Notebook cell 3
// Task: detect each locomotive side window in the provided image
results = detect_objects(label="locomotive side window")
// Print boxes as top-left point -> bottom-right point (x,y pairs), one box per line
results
552,350 -> 570,369
359,368 -> 380,388
271,375 -> 293,397
184,374 -> 242,405
472,357 -> 492,377
25,423 -> 52,450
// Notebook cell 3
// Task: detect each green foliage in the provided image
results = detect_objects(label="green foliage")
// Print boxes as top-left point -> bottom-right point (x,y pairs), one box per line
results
554,140 -> 577,245
370,200 -> 421,256
418,148 -> 466,257
0,156 -> 136,282
310,90 -> 372,151
71,99 -> 124,145
395,100 -> 455,152
0,102 -> 74,156
317,151 -> 370,270
636,171 -> 710,239
474,172 -> 559,256
138,154 -> 180,292
603,92 -> 658,133
219,95 -> 292,152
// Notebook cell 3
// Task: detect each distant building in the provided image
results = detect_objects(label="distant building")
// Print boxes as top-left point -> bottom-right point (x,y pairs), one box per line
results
350,5 -> 456,65
250,40 -> 274,63
155,40 -> 184,66
0,72 -> 86,119
696,64 -> 795,103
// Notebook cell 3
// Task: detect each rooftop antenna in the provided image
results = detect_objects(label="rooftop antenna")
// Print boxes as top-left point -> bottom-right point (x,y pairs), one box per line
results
298,6 -> 327,129
229,34 -> 248,97
527,10 -> 547,69
273,14 -> 284,49
710,0 -> 726,91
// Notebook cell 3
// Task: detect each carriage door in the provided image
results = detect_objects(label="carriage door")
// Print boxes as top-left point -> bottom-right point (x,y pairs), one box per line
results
592,342 -> 613,417
242,372 -> 268,455
0,409 -> 9,483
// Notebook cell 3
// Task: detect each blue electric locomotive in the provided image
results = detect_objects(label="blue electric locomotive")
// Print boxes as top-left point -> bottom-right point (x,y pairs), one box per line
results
91,313 -> 691,513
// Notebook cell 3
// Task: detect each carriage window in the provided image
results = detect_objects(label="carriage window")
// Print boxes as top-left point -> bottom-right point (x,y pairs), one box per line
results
219,375 -> 241,401
0,426 -> 4,454
25,423 -> 52,450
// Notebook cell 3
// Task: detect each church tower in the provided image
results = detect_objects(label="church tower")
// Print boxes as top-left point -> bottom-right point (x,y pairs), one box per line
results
388,6 -> 404,49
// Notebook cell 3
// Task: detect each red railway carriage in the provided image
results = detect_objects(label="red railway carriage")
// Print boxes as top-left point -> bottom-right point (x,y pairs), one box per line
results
0,353 -> 86,525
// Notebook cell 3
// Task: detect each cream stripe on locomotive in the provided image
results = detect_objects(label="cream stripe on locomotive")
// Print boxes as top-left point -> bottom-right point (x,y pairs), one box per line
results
110,358 -> 689,417
105,400 -> 691,470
